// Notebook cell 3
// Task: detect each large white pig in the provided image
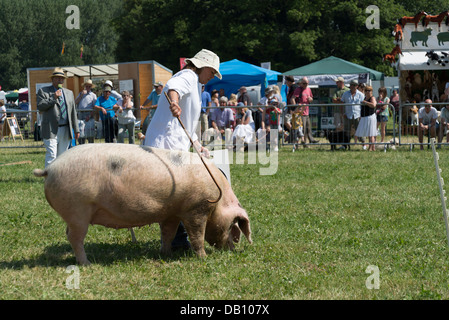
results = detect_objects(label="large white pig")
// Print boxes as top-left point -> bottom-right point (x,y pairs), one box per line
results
34,144 -> 252,265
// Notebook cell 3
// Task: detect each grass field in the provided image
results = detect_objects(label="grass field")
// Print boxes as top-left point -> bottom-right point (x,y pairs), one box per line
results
1,144 -> 449,301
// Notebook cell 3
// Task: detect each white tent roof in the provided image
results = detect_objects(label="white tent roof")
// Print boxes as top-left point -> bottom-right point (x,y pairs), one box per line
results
399,51 -> 449,71
63,64 -> 119,77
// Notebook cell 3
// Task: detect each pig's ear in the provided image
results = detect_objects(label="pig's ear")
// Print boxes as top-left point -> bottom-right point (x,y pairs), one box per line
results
230,212 -> 252,244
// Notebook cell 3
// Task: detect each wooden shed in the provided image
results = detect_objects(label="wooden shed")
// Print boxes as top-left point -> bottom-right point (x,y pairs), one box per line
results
27,61 -> 172,125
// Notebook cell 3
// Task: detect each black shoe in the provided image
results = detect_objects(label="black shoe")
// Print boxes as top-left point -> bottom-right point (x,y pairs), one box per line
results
171,242 -> 192,252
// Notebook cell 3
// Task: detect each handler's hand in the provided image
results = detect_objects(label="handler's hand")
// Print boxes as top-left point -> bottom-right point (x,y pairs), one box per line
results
170,101 -> 181,118
200,146 -> 210,159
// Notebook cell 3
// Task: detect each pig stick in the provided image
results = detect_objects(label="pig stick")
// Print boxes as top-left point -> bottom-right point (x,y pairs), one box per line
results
164,91 -> 222,204
0,160 -> 32,167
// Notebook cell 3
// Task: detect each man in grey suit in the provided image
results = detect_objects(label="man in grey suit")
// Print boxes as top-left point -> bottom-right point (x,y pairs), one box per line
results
37,67 -> 80,167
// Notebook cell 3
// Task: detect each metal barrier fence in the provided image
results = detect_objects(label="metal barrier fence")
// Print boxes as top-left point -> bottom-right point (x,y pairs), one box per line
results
1,101 -> 447,150
0,109 -> 140,148
279,102 -> 396,150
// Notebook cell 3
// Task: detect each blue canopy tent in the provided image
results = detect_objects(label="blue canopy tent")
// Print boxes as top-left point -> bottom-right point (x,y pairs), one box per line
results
205,59 -> 281,97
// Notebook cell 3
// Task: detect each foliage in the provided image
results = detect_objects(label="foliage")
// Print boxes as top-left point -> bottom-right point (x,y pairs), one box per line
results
114,0 -> 409,76
0,0 -> 447,90
0,0 -> 122,90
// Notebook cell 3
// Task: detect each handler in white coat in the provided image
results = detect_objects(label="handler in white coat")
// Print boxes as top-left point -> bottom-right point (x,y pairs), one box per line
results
144,49 -> 222,250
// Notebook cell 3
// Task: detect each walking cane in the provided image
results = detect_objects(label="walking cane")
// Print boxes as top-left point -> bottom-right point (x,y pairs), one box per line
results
164,91 -> 222,204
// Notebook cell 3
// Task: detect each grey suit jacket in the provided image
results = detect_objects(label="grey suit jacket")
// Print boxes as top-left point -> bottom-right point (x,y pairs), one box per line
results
37,85 -> 79,140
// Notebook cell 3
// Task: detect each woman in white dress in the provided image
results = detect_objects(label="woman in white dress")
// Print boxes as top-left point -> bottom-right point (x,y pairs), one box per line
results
355,85 -> 377,151
232,103 -> 256,147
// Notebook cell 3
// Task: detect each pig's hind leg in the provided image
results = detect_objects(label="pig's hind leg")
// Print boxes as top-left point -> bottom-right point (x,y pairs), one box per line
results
66,220 -> 90,265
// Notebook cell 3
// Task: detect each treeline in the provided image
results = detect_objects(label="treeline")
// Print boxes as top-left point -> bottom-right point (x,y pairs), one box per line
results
0,0 -> 447,90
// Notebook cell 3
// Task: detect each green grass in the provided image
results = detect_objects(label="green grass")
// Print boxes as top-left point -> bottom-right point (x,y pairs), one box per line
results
1,145 -> 449,300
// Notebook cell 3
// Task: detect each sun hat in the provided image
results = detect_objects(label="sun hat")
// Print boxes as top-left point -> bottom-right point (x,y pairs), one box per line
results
50,67 -> 67,79
185,49 -> 222,80
82,79 -> 96,88
104,80 -> 114,88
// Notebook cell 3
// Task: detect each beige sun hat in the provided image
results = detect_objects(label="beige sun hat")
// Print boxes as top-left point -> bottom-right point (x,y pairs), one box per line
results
82,79 -> 96,88
50,67 -> 67,79
185,49 -> 222,80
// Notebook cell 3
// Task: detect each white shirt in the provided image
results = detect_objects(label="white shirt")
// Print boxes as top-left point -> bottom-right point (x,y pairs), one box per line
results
0,105 -> 6,122
144,69 -> 201,151
418,106 -> 438,124
116,100 -> 135,125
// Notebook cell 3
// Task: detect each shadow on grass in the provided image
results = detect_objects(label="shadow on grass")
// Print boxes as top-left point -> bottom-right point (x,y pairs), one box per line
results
0,239 -> 201,269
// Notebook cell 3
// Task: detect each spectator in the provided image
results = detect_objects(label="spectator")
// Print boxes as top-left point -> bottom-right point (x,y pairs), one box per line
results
237,86 -> 251,106
285,75 -> 298,106
228,93 -> 238,106
355,85 -> 377,151
260,96 -> 281,151
228,93 -> 238,128
439,99 -> 449,145
341,80 -> 365,147
0,100 -> 6,141
140,81 -> 163,135
272,85 -> 284,107
332,77 -> 349,130
37,67 -> 80,167
439,100 -> 449,145
293,77 -> 319,144
232,103 -> 256,149
357,83 -> 366,94
209,89 -> 220,128
256,87 -> 274,132
75,79 -> 97,144
390,89 -> 400,124
418,99 -> 438,150
200,85 -> 211,143
116,90 -> 136,144
94,85 -> 119,143
205,96 -> 234,147
283,76 -> 300,145
376,87 -> 390,143
211,89 -> 219,107
104,80 -> 123,101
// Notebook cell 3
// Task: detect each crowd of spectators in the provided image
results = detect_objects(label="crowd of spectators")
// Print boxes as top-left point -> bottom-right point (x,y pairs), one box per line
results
71,76 -> 449,151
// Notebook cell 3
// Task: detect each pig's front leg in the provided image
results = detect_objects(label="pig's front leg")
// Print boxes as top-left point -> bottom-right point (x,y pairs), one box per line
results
159,218 -> 181,255
183,217 -> 208,258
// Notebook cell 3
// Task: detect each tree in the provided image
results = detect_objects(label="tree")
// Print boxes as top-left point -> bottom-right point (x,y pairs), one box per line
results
0,0 -> 123,90
114,0 -> 409,77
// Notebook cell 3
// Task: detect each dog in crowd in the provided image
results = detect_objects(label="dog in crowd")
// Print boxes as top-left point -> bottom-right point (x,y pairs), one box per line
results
326,130 -> 350,151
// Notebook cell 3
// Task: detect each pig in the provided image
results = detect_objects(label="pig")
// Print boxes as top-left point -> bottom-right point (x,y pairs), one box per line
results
33,144 -> 252,265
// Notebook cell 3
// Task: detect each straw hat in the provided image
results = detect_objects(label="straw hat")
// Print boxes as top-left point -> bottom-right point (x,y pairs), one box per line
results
185,49 -> 222,80
82,79 -> 96,88
50,67 -> 67,79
